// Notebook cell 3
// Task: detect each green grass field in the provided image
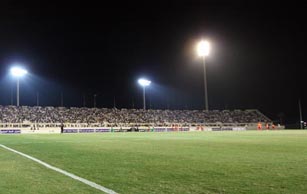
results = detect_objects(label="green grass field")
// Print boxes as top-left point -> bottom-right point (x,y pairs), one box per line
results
1,131 -> 307,194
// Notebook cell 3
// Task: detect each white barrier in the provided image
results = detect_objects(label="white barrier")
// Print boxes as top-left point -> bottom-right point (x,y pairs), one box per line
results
2,123 -> 287,134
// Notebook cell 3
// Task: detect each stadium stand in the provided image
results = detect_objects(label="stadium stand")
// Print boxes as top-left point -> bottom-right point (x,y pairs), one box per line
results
0,105 -> 270,125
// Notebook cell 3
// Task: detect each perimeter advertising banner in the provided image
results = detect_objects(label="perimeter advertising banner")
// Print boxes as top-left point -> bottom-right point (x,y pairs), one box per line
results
1,127 -> 191,134
0,129 -> 21,134
79,129 -> 95,133
211,127 -> 246,131
95,129 -> 110,133
63,128 -> 111,133
63,129 -> 78,133
153,127 -> 190,132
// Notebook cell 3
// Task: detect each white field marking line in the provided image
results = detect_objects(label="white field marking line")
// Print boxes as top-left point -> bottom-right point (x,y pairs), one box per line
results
0,144 -> 118,194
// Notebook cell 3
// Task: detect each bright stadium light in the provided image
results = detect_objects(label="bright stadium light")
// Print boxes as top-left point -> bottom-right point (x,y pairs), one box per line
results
196,40 -> 210,111
138,78 -> 151,87
10,67 -> 28,77
197,40 -> 210,57
138,78 -> 151,110
10,66 -> 28,106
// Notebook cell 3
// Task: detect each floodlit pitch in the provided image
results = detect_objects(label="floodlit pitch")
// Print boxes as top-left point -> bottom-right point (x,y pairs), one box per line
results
1,131 -> 307,194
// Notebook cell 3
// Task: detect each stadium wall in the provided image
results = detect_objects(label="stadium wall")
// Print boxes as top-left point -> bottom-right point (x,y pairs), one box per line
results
0,122 -> 284,134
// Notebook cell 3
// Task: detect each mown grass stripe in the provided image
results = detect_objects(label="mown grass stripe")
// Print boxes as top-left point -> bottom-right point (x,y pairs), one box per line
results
0,144 -> 118,194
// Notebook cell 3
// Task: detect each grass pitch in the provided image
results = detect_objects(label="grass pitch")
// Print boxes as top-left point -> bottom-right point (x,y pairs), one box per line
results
1,131 -> 307,194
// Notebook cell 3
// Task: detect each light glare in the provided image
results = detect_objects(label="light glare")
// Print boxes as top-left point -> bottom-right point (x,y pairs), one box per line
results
138,78 -> 151,87
197,40 -> 210,57
10,67 -> 28,77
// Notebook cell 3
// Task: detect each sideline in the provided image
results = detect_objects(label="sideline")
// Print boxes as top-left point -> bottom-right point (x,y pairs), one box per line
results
0,144 -> 118,194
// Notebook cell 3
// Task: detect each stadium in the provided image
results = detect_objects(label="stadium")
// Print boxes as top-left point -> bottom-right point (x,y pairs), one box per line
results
1,105 -> 305,194
0,106 -> 277,134
1,2 -> 307,194
0,109 -> 305,193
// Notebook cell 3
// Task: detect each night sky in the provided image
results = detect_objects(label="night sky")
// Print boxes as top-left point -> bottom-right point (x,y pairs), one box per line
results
0,1 -> 306,124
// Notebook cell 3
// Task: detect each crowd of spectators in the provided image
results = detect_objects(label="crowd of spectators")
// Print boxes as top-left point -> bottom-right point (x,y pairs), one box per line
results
0,105 -> 270,124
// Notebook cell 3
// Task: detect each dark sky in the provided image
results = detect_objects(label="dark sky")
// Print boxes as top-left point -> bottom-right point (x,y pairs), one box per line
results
0,1 -> 306,124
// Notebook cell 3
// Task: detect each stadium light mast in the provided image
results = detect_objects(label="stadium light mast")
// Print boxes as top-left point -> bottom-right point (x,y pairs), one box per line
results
93,94 -> 97,108
36,91 -> 39,106
196,40 -> 210,111
138,78 -> 151,110
10,66 -> 28,107
299,99 -> 303,129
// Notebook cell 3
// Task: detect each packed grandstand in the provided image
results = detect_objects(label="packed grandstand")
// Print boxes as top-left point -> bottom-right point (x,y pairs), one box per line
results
0,105 -> 271,125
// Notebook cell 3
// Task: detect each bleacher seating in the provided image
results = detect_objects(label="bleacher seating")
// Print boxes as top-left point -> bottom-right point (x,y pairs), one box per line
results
0,105 -> 270,124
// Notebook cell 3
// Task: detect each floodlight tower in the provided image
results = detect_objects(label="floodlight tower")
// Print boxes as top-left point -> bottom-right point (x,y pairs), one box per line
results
94,94 -> 97,108
10,66 -> 28,106
138,78 -> 151,110
196,40 -> 210,111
